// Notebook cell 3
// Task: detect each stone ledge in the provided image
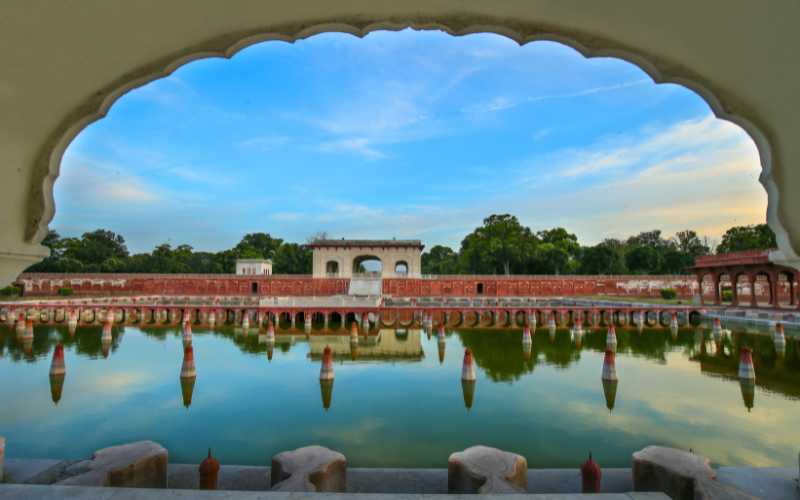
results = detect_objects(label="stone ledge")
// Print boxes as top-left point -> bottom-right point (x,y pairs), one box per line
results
0,484 -> 669,499
165,465 -> 637,494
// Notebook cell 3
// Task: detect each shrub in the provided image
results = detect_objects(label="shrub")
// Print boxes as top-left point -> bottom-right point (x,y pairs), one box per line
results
0,285 -> 22,297
57,287 -> 74,296
721,289 -> 734,302
660,288 -> 677,300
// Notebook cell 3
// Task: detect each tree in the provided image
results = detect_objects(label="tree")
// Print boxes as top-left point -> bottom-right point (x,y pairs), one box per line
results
233,233 -> 283,260
272,243 -> 312,274
532,227 -> 580,274
529,243 -> 570,274
716,224 -> 777,254
460,214 -> 534,275
579,242 -> 626,274
625,245 -> 662,274
63,230 -> 128,265
674,230 -> 710,258
422,245 -> 460,275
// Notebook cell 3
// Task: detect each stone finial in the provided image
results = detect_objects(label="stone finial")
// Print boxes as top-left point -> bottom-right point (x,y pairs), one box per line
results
270,445 -> 346,492
198,448 -> 220,490
447,445 -> 527,493
632,445 -> 715,500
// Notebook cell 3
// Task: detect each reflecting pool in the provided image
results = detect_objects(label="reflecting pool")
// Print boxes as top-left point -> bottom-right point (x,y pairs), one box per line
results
0,322 -> 798,468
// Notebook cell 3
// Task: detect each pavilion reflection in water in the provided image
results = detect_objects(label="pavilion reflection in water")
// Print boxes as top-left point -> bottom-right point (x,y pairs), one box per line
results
307,329 -> 424,362
0,322 -> 798,414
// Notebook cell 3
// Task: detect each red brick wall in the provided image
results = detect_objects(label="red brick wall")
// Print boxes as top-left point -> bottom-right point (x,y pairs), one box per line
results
18,273 -> 718,299
385,276 -> 697,298
17,274 -> 348,296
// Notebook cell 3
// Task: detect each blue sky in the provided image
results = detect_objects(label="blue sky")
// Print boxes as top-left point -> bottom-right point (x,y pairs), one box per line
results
54,29 -> 766,254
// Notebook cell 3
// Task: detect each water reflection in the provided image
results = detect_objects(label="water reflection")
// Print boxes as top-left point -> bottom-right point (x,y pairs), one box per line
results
1,320 -> 799,468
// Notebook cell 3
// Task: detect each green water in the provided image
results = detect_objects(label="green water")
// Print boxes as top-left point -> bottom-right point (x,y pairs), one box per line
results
0,322 -> 798,468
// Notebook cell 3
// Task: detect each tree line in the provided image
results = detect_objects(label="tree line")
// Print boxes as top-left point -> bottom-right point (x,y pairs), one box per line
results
26,231 -> 312,274
421,214 -> 776,275
25,216 -> 776,275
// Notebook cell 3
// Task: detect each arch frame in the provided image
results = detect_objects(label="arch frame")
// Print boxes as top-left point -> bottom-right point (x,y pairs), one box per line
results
9,11 -> 799,283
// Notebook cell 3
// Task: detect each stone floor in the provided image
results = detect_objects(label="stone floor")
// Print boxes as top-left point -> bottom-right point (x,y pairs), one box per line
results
4,459 -> 798,498
0,484 -> 669,499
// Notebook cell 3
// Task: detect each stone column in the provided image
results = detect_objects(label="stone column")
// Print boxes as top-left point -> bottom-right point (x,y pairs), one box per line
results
731,275 -> 739,306
749,275 -> 758,308
769,272 -> 779,307
795,271 -> 800,310
323,313 -> 329,329
713,274 -> 721,305
696,274 -> 705,305
290,313 -> 296,329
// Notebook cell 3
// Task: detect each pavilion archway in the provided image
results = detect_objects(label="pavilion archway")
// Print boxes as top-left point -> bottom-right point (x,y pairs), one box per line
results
4,7 -> 800,286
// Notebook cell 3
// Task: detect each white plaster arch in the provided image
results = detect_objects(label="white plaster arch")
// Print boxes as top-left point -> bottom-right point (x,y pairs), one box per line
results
3,3 -> 800,285
353,254 -> 384,276
324,258 -> 342,277
394,260 -> 410,276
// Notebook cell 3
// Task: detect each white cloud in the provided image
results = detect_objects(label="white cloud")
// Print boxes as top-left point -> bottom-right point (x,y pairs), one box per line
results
464,79 -> 651,115
531,129 -> 551,141
237,135 -> 290,151
166,166 -> 231,186
319,137 -> 386,160
464,96 -> 515,113
527,78 -> 651,105
552,114 -> 746,178
57,156 -> 161,205
501,114 -> 766,242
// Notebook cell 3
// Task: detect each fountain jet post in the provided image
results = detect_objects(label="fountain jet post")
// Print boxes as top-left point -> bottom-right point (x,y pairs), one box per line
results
182,322 -> 193,346
601,349 -> 618,412
179,344 -> 197,408
461,348 -> 476,410
319,346 -> 334,411
712,317 -> 723,341
606,325 -> 617,352
738,347 -> 756,381
320,346 -> 334,381
602,349 -> 617,382
461,348 -> 476,381
773,322 -> 786,356
49,344 -> 66,404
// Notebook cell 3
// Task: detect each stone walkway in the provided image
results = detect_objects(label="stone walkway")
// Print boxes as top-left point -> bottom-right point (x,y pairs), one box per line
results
0,484 -> 669,499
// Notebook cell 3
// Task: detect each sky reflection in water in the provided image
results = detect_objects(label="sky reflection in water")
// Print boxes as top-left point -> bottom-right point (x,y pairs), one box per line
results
0,322 -> 798,468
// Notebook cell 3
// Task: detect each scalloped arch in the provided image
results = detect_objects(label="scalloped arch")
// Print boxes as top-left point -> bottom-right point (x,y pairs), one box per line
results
29,17 -> 792,264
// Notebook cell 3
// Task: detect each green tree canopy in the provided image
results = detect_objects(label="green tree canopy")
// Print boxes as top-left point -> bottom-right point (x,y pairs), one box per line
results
716,224 -> 776,253
421,245 -> 460,275
272,243 -> 312,274
460,214 -> 535,275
